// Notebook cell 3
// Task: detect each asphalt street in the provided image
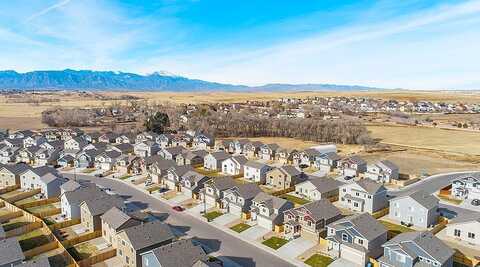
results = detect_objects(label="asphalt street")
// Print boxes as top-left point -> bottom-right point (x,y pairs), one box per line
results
63,173 -> 296,267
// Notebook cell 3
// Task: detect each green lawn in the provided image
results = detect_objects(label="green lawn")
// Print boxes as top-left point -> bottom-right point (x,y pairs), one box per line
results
119,174 -> 132,180
280,194 -> 310,205
14,196 -> 37,205
203,211 -> 223,221
305,254 -> 333,267
0,190 -> 22,199
262,237 -> 289,250
26,204 -> 57,214
230,223 -> 251,233
68,242 -> 98,261
380,220 -> 414,236
82,168 -> 96,174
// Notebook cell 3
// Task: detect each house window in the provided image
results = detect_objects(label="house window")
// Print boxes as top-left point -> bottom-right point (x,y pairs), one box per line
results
396,253 -> 406,263
358,239 -> 363,245
342,233 -> 349,242
454,229 -> 461,237
126,256 -> 129,264
343,189 -> 346,192
368,195 -> 371,199
355,192 -> 359,196
353,202 -> 358,208
468,232 -> 475,239
119,249 -> 122,256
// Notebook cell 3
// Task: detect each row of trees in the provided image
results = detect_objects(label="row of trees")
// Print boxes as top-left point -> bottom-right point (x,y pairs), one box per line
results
185,111 -> 372,144
42,108 -> 92,127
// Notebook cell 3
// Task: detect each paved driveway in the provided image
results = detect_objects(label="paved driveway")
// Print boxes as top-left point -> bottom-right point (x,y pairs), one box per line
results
239,225 -> 271,241
187,202 -> 214,215
213,213 -> 239,226
277,238 -> 316,259
168,193 -> 191,205
329,258 -> 363,267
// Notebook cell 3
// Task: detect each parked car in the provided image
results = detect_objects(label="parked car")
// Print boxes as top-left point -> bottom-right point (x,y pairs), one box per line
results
344,175 -> 354,180
472,199 -> 480,206
172,206 -> 184,212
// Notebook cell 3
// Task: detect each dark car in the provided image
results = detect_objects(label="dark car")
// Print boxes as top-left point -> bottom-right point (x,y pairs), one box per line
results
172,206 -> 184,212
472,199 -> 480,206
344,176 -> 354,180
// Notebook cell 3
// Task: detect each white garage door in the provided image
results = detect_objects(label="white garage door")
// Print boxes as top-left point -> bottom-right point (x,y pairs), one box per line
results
228,204 -> 242,216
257,216 -> 273,230
340,244 -> 366,264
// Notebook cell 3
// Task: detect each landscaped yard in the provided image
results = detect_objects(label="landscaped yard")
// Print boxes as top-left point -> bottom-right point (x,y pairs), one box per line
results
304,254 -> 333,267
0,190 -> 22,199
18,228 -> 51,251
26,204 -> 58,214
230,223 -> 251,233
262,236 -> 289,250
203,211 -> 223,221
280,194 -> 310,206
380,220 -> 414,236
82,168 -> 96,174
14,196 -> 38,205
68,242 -> 98,261
118,174 -> 132,180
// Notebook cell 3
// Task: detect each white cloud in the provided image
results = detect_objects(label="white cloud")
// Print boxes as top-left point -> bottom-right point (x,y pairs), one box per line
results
25,0 -> 71,22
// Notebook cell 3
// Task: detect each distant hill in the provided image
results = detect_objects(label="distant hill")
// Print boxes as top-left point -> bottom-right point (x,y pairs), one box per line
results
0,69 -> 382,92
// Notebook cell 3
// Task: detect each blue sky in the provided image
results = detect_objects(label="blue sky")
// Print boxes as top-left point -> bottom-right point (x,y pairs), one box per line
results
0,0 -> 479,89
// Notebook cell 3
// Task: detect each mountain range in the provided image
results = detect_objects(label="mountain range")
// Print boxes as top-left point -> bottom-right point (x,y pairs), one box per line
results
0,69 -> 382,92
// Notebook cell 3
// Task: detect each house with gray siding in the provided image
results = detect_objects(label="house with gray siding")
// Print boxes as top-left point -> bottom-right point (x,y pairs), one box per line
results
221,183 -> 262,217
389,190 -> 439,228
326,213 -> 387,264
141,238 -> 207,267
0,237 -> 25,267
203,151 -> 230,171
250,192 -> 293,230
365,160 -> 400,183
339,179 -> 388,213
378,231 -> 454,267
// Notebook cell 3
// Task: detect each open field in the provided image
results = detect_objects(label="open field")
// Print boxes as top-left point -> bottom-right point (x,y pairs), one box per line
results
367,125 -> 480,155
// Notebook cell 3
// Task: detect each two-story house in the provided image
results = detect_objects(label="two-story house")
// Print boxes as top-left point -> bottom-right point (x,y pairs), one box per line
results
365,160 -> 400,183
134,141 -> 161,158
243,161 -> 273,184
163,165 -> 194,191
180,171 -> 210,199
221,155 -> 248,176
192,133 -> 215,149
0,163 -> 30,188
388,190 -> 439,228
250,192 -> 294,230
284,199 -> 342,241
339,179 -> 388,213
265,166 -> 305,190
444,215 -> 480,247
314,152 -> 341,172
451,176 -> 480,200
338,156 -> 367,177
294,177 -> 343,202
203,151 -> 231,171
326,213 -> 388,264
201,177 -> 237,208
221,183 -> 262,217
244,141 -> 263,158
258,144 -> 280,160
379,231 -> 454,267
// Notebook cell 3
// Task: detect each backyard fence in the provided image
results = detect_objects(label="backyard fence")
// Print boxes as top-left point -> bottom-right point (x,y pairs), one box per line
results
62,230 -> 102,249
33,207 -> 61,218
23,240 -> 59,259
0,184 -> 20,194
5,221 -> 43,238
0,210 -> 23,223
372,207 -> 389,219
77,249 -> 117,267
271,187 -> 295,197
49,218 -> 81,231
6,188 -> 41,203
18,197 -> 60,209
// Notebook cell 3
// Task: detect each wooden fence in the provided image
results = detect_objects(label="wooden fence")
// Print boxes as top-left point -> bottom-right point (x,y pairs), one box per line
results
33,207 -> 61,218
6,188 -> 41,203
430,216 -> 448,235
271,187 -> 295,197
49,218 -> 81,231
0,184 -> 20,194
5,221 -> 43,238
77,249 -> 117,267
0,201 -> 4,208
0,210 -> 23,223
453,249 -> 480,267
62,230 -> 102,249
372,207 -> 389,219
23,240 -> 59,259
18,197 -> 60,209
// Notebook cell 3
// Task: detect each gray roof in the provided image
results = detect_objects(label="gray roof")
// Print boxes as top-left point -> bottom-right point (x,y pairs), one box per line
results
378,160 -> 398,171
329,213 -> 387,241
150,239 -> 207,267
210,177 -> 237,191
101,207 -> 145,231
121,220 -> 175,251
449,213 -> 480,224
209,151 -> 231,161
280,166 -> 302,177
253,192 -> 289,210
319,152 -> 341,161
244,160 -> 269,169
395,190 -> 438,210
305,177 -> 343,194
64,184 -> 108,205
28,166 -> 59,177
0,163 -> 31,175
191,149 -> 209,158
383,231 -> 454,264
169,165 -> 195,177
181,171 -> 207,184
231,155 -> 248,166
81,194 -> 126,216
301,199 -> 341,221
0,237 -> 25,265
15,257 -> 51,267
356,179 -> 386,194
233,183 -> 262,200
60,180 -> 82,193
40,173 -> 65,185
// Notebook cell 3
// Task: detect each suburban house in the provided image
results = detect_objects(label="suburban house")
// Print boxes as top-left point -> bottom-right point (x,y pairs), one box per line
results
0,146 -> 19,164
265,166 -> 305,190
221,183 -> 262,217
389,190 -> 439,228
201,177 -> 237,207
326,213 -> 388,264
276,148 -> 296,165
75,149 -> 101,168
61,184 -> 107,219
171,133 -> 193,147
80,194 -> 126,232
134,141 -> 161,158
163,165 -> 194,191
451,176 -> 480,200
314,152 -> 341,172
116,221 -> 175,267
99,132 -> 120,143
214,140 -> 233,153
156,133 -> 175,148
159,146 -> 188,161
294,177 -> 343,201
339,179 -> 388,213
176,151 -> 203,166
0,163 -> 30,188
180,171 -> 210,199
145,157 -> 177,184
338,156 -> 367,177
141,238 -> 209,267
94,150 -> 122,171
244,141 -> 263,158
57,154 -> 75,167
250,192 -> 294,230
298,148 -> 323,167
284,199 -> 342,241
233,139 -> 250,154
33,147 -> 61,166
365,160 -> 400,183
258,143 -> 280,160
379,231 -> 454,267
243,161 -> 273,183
101,207 -> 150,248
221,155 -> 248,175
64,136 -> 88,152
444,214 -> 480,247
203,151 -> 231,171
112,143 -> 134,155
192,133 -> 215,149
19,166 -> 65,198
